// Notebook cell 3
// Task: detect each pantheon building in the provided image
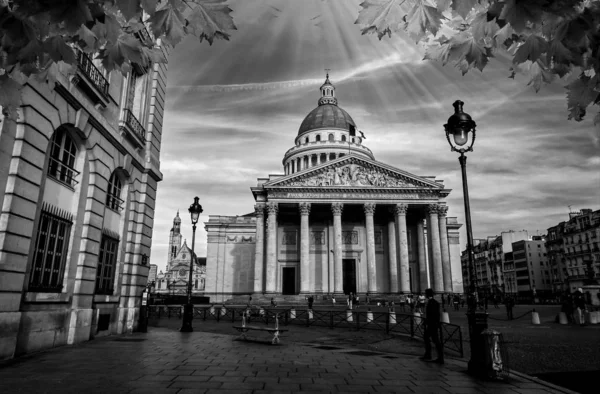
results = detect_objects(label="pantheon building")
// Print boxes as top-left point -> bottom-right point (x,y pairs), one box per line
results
205,75 -> 462,302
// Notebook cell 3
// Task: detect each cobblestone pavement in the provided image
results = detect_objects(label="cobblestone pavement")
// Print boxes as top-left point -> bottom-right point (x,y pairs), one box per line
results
0,326 -> 579,394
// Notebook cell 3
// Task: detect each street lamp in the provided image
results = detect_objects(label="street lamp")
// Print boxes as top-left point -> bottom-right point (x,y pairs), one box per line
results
180,196 -> 203,333
444,100 -> 488,376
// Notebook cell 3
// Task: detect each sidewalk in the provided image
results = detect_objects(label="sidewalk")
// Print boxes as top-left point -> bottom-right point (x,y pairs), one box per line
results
0,326 -> 578,394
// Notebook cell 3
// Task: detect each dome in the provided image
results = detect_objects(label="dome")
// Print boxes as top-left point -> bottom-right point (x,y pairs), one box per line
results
298,104 -> 356,136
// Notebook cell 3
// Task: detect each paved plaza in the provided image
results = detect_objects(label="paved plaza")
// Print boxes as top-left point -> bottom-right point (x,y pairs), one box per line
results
0,323 -> 580,394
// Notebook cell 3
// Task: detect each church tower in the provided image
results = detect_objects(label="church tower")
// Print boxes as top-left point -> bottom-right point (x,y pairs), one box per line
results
168,211 -> 182,269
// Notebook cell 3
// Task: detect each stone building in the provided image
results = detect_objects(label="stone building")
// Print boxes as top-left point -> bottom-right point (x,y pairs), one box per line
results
153,212 -> 206,296
513,237 -> 551,299
546,209 -> 600,293
204,74 -> 463,303
0,35 -> 168,359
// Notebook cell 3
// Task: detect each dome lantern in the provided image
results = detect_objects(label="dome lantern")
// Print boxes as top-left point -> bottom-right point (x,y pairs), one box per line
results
318,72 -> 337,106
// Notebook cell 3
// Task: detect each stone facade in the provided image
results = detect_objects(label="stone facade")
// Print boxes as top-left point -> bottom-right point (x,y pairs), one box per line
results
0,39 -> 168,359
204,75 -> 463,303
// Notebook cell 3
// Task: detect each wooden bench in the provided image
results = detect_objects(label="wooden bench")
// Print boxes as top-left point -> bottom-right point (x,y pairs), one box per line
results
232,325 -> 289,344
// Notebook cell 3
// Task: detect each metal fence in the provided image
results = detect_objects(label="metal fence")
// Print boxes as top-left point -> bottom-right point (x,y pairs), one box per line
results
147,305 -> 463,357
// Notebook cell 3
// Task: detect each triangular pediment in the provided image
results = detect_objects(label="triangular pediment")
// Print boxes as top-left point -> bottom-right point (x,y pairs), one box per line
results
265,155 -> 443,190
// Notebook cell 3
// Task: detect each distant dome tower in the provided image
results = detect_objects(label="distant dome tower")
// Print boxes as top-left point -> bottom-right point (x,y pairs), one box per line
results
168,211 -> 182,265
282,73 -> 374,175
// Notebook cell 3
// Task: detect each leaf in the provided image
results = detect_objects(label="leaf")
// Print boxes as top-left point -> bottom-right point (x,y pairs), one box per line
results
527,60 -> 555,93
43,36 -> 76,64
513,34 -> 547,64
498,0 -> 545,32
0,74 -> 22,120
187,0 -> 238,45
406,0 -> 445,39
76,24 -> 98,51
470,11 -> 499,43
147,4 -> 187,46
45,0 -> 94,33
117,0 -> 142,22
494,23 -> 514,47
566,75 -> 599,121
452,0 -> 477,19
141,0 -> 159,16
355,0 -> 409,39
548,39 -> 572,65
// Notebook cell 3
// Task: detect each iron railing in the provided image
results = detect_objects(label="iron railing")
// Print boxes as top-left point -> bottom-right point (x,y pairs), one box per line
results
76,51 -> 109,96
147,305 -> 463,357
122,108 -> 146,143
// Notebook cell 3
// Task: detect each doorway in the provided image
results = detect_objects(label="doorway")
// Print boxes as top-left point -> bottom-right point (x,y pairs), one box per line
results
342,259 -> 357,295
281,267 -> 296,295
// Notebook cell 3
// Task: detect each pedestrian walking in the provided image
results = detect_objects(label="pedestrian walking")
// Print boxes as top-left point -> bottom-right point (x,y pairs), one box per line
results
406,294 -> 413,312
366,292 -> 371,305
574,289 -> 586,326
308,295 -> 314,310
399,293 -> 406,312
420,288 -> 444,364
505,295 -> 514,320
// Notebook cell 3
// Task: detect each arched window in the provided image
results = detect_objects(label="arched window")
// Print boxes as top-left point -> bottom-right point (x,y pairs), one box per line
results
328,134 -> 334,142
194,279 -> 198,289
305,137 -> 309,144
341,135 -> 346,142
352,137 -> 355,143
48,127 -> 78,186
316,134 -> 321,142
106,172 -> 123,211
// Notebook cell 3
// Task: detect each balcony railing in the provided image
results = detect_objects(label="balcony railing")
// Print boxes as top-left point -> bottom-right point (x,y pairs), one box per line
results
76,51 -> 109,97
119,108 -> 146,147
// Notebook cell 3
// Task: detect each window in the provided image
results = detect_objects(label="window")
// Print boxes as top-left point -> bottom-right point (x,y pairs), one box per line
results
29,204 -> 73,292
341,135 -> 346,142
171,246 -> 177,259
316,134 -> 321,142
194,279 -> 198,289
328,134 -> 334,142
106,172 -> 123,211
48,127 -> 79,186
95,234 -> 119,294
305,137 -> 309,144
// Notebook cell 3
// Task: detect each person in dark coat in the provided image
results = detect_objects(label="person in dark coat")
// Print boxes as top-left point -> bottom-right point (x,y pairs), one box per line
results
420,288 -> 444,364
307,295 -> 314,310
505,295 -> 514,320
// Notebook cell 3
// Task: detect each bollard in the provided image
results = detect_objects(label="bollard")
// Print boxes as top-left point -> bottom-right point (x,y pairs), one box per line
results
441,310 -> 450,324
221,306 -> 227,316
389,308 -> 396,324
346,309 -> 353,322
210,305 -> 215,315
308,309 -> 314,320
290,308 -> 296,319
558,312 -> 568,325
531,309 -> 540,325
366,309 -> 373,323
592,311 -> 600,325
259,307 -> 265,316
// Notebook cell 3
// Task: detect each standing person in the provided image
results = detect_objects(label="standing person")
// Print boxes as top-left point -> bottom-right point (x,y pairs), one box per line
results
247,295 -> 252,307
505,295 -> 514,320
420,288 -> 444,364
308,295 -> 314,310
366,292 -> 371,305
453,294 -> 459,311
460,295 -> 465,308
574,289 -> 586,326
493,295 -> 499,309
406,294 -> 413,312
417,292 -> 426,314
332,296 -> 336,306
399,293 -> 406,312
270,297 -> 277,307
348,292 -> 353,309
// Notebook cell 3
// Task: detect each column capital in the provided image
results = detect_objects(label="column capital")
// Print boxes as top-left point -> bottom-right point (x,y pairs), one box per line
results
437,205 -> 448,217
299,202 -> 311,216
427,203 -> 440,215
254,204 -> 265,217
331,202 -> 343,215
266,202 -> 279,215
394,203 -> 408,215
363,202 -> 376,215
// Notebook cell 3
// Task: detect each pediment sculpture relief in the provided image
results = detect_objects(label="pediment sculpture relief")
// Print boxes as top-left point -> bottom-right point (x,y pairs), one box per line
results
286,164 -> 418,187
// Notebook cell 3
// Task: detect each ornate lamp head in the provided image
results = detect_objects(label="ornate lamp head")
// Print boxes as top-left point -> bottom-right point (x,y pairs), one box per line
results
444,100 -> 477,153
188,196 -> 203,225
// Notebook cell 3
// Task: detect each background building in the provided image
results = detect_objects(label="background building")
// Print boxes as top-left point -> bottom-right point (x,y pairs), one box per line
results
153,212 -> 206,298
513,237 -> 550,300
0,35 -> 168,359
546,209 -> 600,293
204,75 -> 462,303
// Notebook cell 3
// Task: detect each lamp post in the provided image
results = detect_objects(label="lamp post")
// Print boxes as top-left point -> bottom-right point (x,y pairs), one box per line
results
444,100 -> 488,376
180,196 -> 203,333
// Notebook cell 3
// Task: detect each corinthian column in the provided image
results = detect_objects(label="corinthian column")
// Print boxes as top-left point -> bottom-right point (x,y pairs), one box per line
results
265,202 -> 278,293
364,203 -> 377,293
395,204 -> 410,293
417,218 -> 428,292
428,204 -> 443,292
387,207 -> 398,293
299,202 -> 311,294
253,204 -> 265,293
438,205 -> 453,292
332,203 -> 343,293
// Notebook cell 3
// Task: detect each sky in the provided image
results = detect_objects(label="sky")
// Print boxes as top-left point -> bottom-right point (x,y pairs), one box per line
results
149,0 -> 600,273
